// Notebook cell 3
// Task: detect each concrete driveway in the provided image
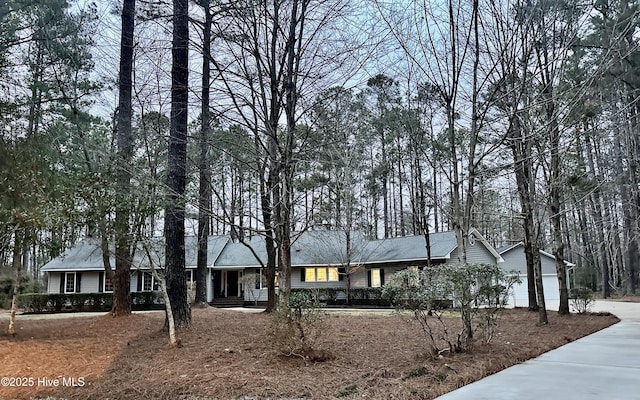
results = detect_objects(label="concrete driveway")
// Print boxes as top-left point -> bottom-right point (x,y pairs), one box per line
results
435,300 -> 640,400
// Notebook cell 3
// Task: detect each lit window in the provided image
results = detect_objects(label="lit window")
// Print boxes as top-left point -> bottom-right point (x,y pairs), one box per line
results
371,269 -> 381,288
65,273 -> 75,293
104,273 -> 114,292
316,267 -> 327,281
305,268 -> 316,282
328,267 -> 339,282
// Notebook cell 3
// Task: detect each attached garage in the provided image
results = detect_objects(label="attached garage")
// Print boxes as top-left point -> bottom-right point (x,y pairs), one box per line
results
510,275 -> 562,307
497,243 -> 574,307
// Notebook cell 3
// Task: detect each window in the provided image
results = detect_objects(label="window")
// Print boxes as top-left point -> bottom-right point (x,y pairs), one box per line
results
305,268 -> 316,282
302,267 -> 340,282
142,272 -> 158,291
370,268 -> 382,288
255,269 -> 265,289
104,273 -> 114,292
65,272 -> 76,293
328,267 -> 339,282
316,267 -> 327,281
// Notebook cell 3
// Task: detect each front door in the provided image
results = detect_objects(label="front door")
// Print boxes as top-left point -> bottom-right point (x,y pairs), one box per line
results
213,271 -> 222,298
227,270 -> 239,297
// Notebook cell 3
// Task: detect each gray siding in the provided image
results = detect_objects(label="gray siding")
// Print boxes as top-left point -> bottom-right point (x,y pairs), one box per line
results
351,266 -> 404,288
79,272 -> 100,293
447,242 -> 496,265
244,288 -> 269,303
540,254 -> 558,275
501,246 -> 559,275
47,271 -> 101,293
48,273 -> 61,293
351,268 -> 368,287
291,267 -> 346,290
130,272 -> 138,293
501,249 -> 527,274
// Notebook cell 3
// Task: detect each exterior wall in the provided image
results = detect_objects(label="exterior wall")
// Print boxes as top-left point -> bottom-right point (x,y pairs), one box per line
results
540,254 -> 558,275
351,268 -> 368,287
244,288 -> 269,303
291,267 -> 347,290
80,272 -> 100,293
48,272 -> 61,293
130,272 -> 138,293
500,248 -> 527,274
511,275 -> 561,304
47,271 -> 101,294
351,266 -> 405,288
501,246 -> 563,275
447,241 -> 497,265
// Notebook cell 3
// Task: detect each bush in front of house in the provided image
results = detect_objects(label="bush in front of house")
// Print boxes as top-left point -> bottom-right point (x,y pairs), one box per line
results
16,293 -> 50,312
131,291 -> 164,309
290,287 -> 388,306
271,290 -> 329,360
383,264 -> 520,356
0,267 -> 43,308
16,291 -> 164,312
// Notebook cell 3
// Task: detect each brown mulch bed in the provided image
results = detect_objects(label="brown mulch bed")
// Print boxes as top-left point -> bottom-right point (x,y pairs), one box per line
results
0,307 -> 619,400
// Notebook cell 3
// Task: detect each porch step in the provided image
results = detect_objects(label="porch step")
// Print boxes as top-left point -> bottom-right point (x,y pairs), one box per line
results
210,296 -> 244,308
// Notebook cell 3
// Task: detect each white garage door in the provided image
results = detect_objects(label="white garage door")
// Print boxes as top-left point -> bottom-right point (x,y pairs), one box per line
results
510,275 -> 560,307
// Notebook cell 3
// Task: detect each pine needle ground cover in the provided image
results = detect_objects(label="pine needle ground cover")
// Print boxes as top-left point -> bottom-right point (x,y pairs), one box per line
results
0,308 -> 618,400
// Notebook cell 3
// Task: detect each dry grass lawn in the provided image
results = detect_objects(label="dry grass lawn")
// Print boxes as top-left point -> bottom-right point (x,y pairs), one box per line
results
0,307 -> 619,400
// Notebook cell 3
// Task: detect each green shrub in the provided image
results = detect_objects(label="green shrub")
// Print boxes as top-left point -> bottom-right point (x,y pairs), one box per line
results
16,293 -> 50,312
569,287 -> 594,314
383,264 -> 519,355
131,291 -> 164,309
17,292 -> 115,312
271,291 -> 327,359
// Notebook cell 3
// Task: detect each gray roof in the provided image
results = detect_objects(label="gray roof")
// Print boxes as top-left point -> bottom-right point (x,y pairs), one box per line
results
497,242 -> 522,254
41,235 -> 231,272
215,235 -> 267,268
41,230 -> 494,272
40,238 -> 108,272
215,231 -> 365,268
363,231 -> 457,264
214,230 -> 457,268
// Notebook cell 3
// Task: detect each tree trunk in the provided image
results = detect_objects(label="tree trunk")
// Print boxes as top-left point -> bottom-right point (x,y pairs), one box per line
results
113,0 -> 136,317
7,234 -> 21,335
585,134 -> 610,297
164,0 -> 191,328
195,1 -> 212,308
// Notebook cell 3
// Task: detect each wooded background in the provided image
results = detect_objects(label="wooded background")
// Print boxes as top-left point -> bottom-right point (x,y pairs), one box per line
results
1,0 -> 639,311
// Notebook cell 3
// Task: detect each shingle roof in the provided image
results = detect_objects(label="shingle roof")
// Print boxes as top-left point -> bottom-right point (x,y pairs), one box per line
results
213,230 -> 457,268
41,229 -> 495,271
41,235 -> 231,271
497,242 -> 523,255
363,231 -> 457,263
40,238 -> 107,271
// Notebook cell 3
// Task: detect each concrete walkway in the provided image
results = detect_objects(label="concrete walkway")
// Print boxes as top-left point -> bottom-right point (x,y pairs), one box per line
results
435,300 -> 640,400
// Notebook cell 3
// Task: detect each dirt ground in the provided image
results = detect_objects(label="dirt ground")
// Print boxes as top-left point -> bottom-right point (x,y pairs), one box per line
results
0,307 -> 619,400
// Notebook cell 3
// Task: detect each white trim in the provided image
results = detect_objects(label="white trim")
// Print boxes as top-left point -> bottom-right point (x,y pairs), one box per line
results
103,272 -> 114,293
469,228 -> 504,263
64,272 -> 76,294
